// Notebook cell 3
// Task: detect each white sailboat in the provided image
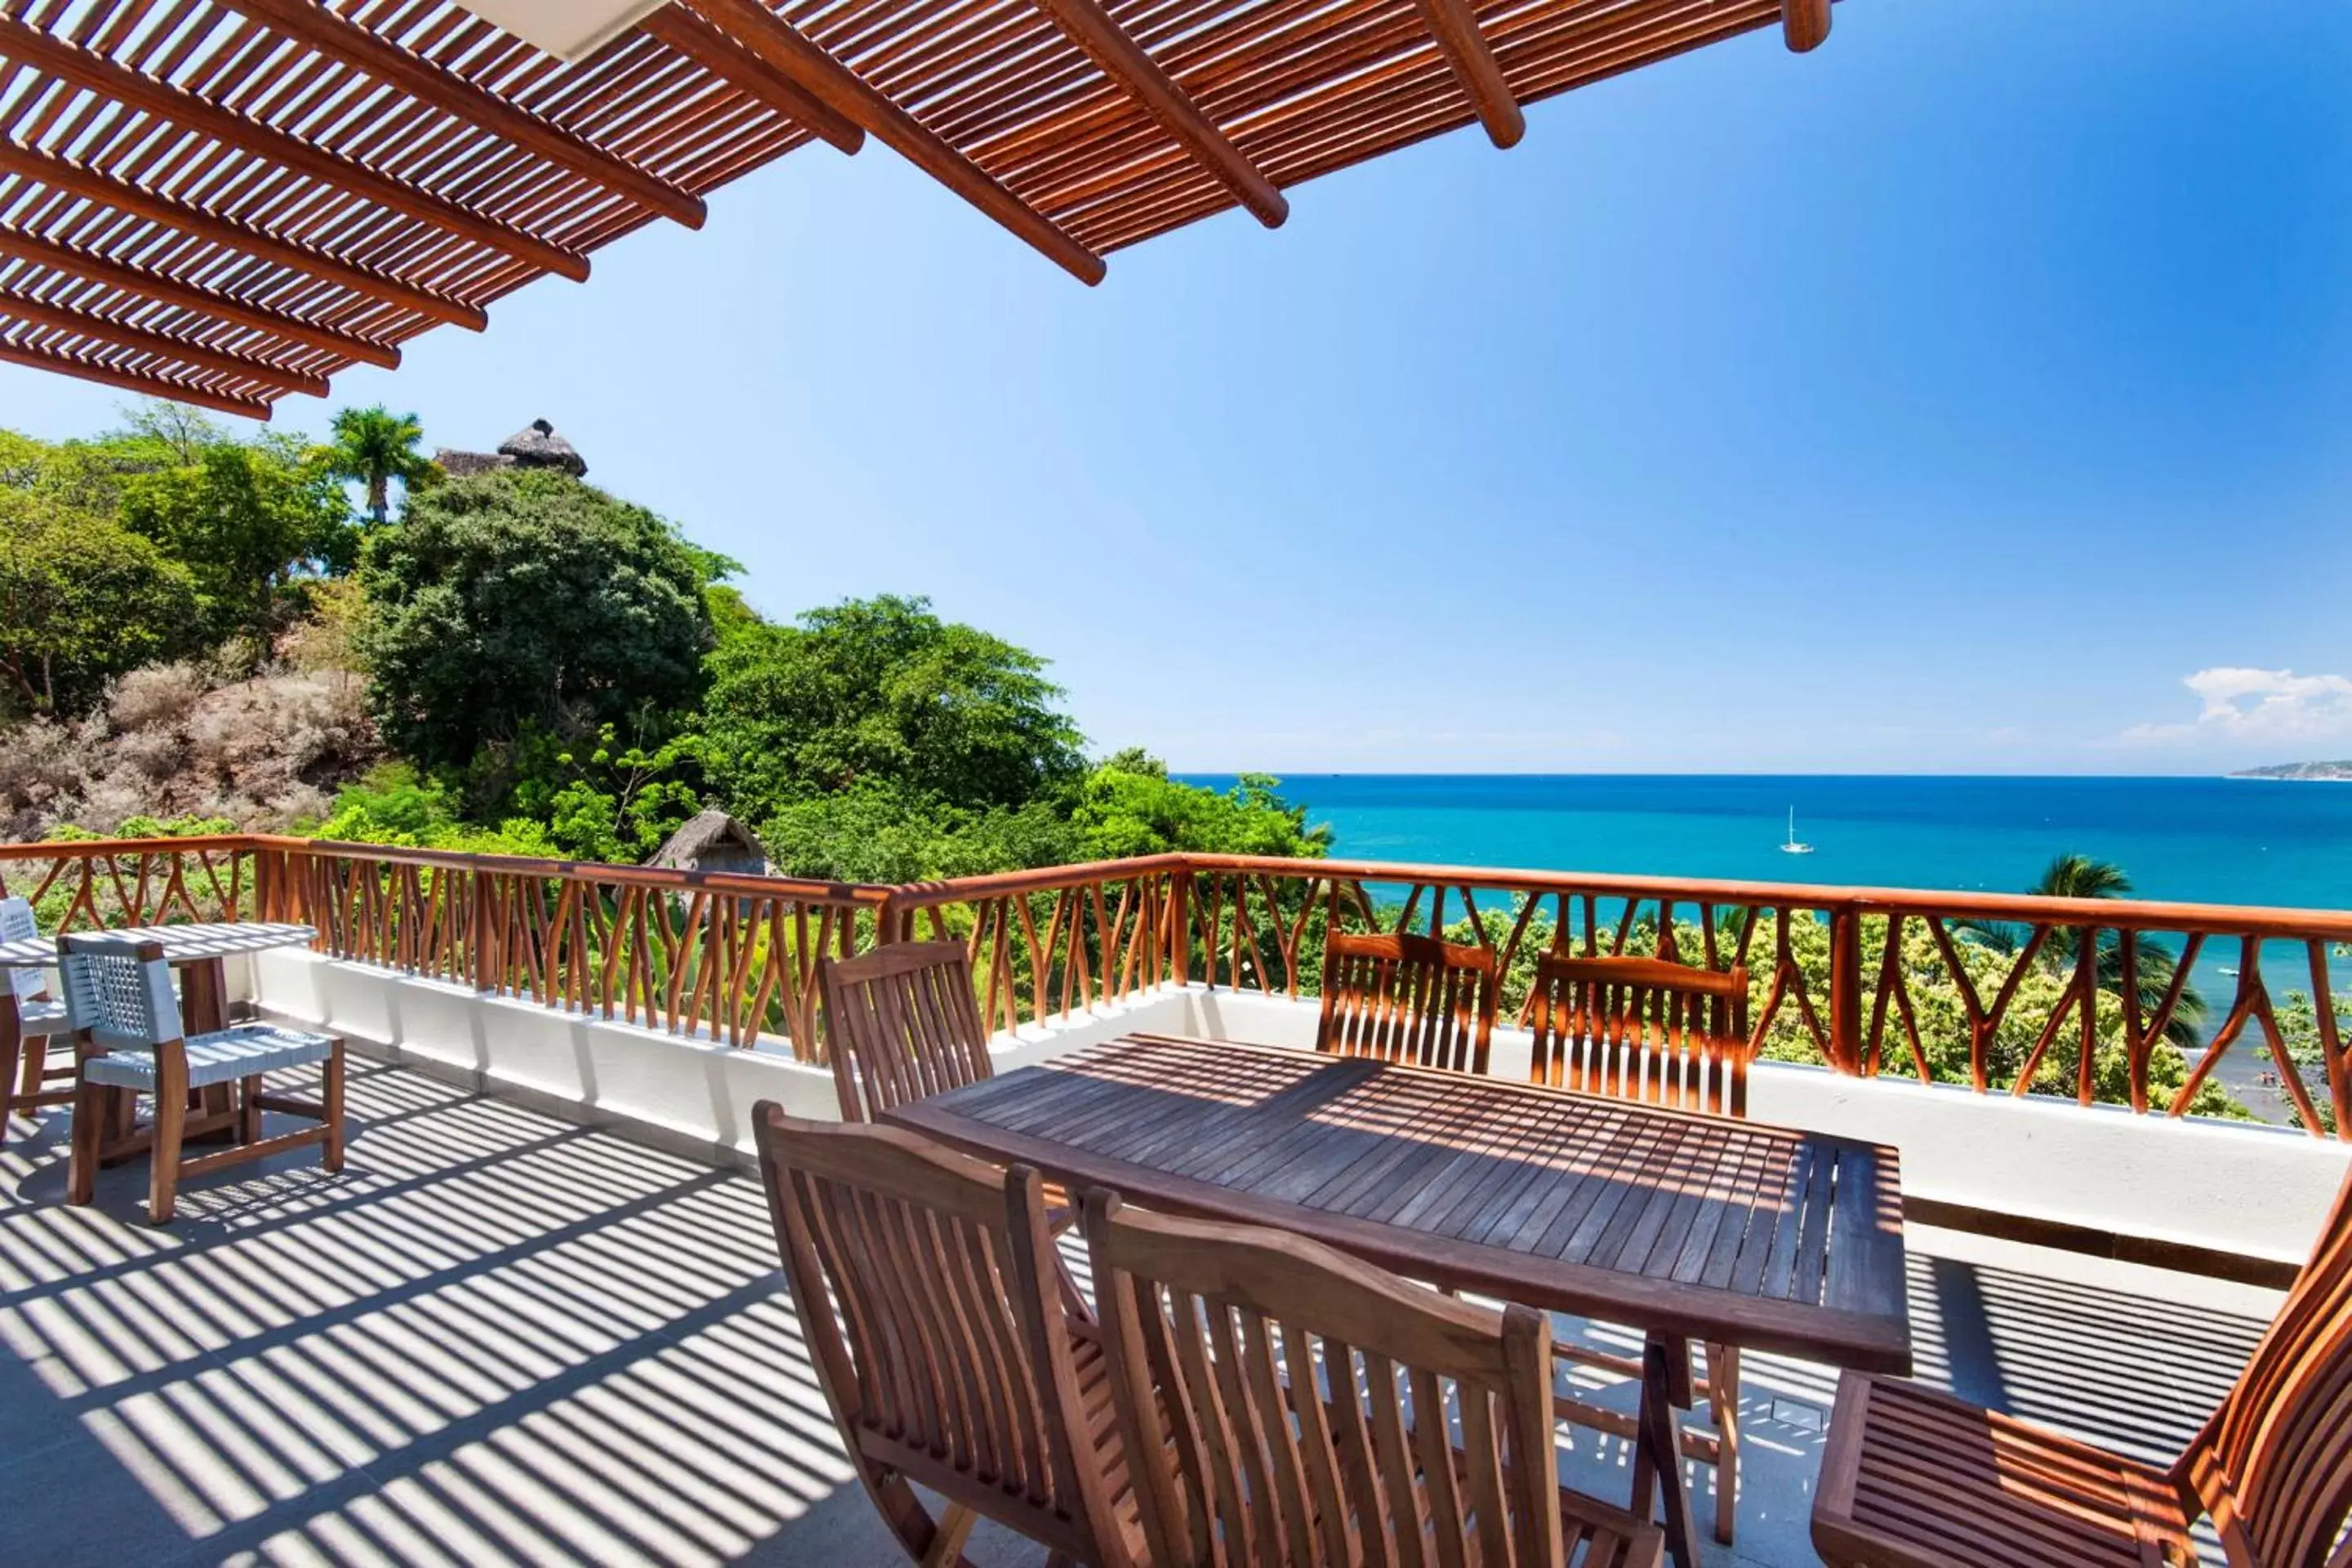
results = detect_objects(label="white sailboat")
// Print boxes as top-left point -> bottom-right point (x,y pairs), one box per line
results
1780,807 -> 1815,855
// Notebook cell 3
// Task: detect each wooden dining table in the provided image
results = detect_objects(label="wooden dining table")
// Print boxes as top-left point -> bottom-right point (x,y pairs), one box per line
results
884,1031 -> 1913,1568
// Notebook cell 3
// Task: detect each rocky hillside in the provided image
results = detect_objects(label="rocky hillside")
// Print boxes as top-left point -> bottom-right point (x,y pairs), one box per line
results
0,660 -> 380,840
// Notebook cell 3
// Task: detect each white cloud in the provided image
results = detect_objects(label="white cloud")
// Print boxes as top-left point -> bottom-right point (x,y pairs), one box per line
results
2120,667 -> 2352,745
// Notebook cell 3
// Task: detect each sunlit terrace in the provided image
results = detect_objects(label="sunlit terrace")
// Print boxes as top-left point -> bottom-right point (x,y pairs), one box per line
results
2,834 -> 2348,1566
0,1053 -> 2289,1568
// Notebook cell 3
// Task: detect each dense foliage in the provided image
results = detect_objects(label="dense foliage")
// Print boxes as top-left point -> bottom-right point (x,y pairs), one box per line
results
356,470 -> 715,773
0,487 -> 198,715
699,594 -> 1084,813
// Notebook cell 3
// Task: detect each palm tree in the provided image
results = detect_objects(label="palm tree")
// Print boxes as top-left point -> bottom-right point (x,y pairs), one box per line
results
324,405 -> 433,527
2003,853 -> 2207,1048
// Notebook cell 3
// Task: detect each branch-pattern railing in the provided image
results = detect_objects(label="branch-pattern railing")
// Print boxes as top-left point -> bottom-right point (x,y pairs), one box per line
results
0,835 -> 256,929
258,840 -> 887,1058
8,835 -> 2352,1134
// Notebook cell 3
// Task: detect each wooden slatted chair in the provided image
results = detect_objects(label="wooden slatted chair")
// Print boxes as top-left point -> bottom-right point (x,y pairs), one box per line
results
1815,1162 -> 2352,1568
1083,1186 -> 1664,1568
1525,953 -> 1754,1546
820,940 -> 1079,1232
0,896 -> 74,1144
60,933 -> 345,1224
1317,931 -> 1501,1076
817,940 -> 994,1122
752,1104 -> 1138,1568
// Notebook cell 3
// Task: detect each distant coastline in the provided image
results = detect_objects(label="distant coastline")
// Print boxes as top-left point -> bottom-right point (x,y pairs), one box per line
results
2230,762 -> 2352,782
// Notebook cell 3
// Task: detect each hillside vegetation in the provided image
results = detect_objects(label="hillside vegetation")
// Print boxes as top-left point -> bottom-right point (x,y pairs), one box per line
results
0,401 -> 1326,874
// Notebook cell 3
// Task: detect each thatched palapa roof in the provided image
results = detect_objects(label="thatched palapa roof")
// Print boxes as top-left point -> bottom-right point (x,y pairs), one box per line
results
434,419 -> 587,480
645,810 -> 769,878
498,419 -> 587,478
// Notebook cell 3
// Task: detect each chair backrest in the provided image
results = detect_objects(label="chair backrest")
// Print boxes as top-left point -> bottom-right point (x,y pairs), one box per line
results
817,941 -> 992,1122
56,933 -> 180,1049
2180,1164 -> 2352,1566
752,1106 -> 1126,1566
1085,1188 -> 1616,1568
1316,931 -> 1499,1075
1,896 -> 46,1003
1525,954 -> 1753,1117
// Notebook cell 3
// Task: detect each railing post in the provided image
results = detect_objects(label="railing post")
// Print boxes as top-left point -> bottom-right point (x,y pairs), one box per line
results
471,870 -> 495,993
1829,901 -> 1864,1076
250,843 -> 276,924
1169,865 -> 1191,987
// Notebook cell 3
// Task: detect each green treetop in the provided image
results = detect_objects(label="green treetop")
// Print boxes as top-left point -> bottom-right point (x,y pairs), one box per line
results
323,406 -> 436,528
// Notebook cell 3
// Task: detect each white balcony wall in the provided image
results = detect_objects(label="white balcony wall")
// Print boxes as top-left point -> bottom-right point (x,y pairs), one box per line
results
255,951 -> 2350,1267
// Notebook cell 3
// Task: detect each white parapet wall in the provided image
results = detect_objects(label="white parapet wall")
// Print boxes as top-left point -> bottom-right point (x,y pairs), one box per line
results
255,951 -> 2351,1266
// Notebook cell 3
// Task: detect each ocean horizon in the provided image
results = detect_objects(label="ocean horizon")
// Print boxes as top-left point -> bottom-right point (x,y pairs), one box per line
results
1172,773 -> 2352,914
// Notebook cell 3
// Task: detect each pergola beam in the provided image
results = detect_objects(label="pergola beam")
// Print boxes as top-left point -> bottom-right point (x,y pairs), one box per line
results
217,0 -> 706,231
1784,0 -> 1830,51
0,229 -> 399,368
0,333 -> 273,418
1414,0 -> 1524,148
0,20 -> 590,283
639,7 -> 866,157
0,138 -> 486,330
675,0 -> 1106,285
1027,0 -> 1285,226
0,287 -> 328,395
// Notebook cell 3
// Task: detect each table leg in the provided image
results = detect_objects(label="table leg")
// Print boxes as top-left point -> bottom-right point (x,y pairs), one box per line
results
179,959 -> 238,1144
1631,1332 -> 1701,1568
0,994 -> 21,1145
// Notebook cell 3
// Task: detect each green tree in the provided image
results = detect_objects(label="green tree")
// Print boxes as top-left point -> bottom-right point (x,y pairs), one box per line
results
1069,758 -> 1332,860
323,405 -> 435,528
697,595 -> 1084,818
0,489 -> 199,715
1998,853 -> 2208,1048
358,470 -> 715,772
118,439 -> 354,644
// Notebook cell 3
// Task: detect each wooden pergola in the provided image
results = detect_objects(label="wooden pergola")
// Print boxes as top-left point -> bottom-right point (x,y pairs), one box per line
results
0,0 -> 1834,418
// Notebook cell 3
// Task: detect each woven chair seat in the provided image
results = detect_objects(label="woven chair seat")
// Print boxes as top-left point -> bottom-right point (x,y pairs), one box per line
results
12,996 -> 70,1036
82,1022 -> 336,1091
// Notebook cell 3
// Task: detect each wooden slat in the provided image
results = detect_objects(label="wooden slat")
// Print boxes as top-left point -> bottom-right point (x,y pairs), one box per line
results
0,18 -> 590,281
215,0 -> 707,229
0,332 -> 273,417
679,0 -> 1107,284
639,6 -> 868,156
1784,0 -> 1832,51
0,136 -> 483,330
1411,0 -> 1524,147
0,287 -> 326,394
1027,0 -> 1287,225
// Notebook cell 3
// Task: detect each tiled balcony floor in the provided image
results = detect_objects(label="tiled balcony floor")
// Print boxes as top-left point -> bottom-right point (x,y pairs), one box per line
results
0,1059 -> 2286,1568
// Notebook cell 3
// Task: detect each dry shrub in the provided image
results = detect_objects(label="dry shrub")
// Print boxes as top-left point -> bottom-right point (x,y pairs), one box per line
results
109,725 -> 185,782
106,662 -> 210,734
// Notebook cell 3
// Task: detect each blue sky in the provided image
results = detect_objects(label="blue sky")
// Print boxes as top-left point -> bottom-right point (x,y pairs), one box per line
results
2,0 -> 2346,775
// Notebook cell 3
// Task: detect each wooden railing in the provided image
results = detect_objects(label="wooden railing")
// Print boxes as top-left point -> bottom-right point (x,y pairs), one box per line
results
887,853 -> 2352,1138
0,835 -> 258,929
258,839 -> 887,1058
9,835 -> 2352,1133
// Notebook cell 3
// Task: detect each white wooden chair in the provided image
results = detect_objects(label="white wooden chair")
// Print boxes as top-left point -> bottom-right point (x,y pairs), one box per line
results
0,897 -> 75,1143
61,932 -> 345,1223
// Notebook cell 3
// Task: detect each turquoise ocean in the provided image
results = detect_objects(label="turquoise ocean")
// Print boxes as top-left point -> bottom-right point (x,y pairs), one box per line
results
1172,775 -> 2352,911
1173,775 -> 2352,1054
